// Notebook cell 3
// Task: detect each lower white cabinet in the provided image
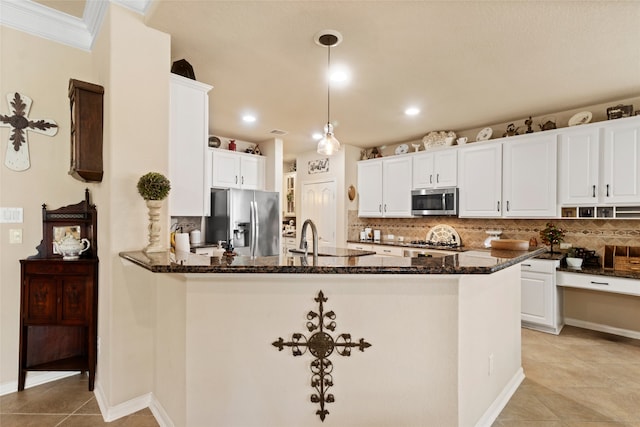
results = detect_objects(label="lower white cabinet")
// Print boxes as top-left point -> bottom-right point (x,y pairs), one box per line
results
346,243 -> 403,256
282,237 -> 297,254
521,258 -> 563,334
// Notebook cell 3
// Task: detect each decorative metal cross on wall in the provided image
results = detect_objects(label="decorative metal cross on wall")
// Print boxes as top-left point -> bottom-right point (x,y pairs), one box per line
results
0,92 -> 58,171
272,290 -> 371,422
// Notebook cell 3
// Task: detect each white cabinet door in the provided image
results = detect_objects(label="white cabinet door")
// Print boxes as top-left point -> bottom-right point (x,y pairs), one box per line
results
458,142 -> 502,217
412,152 -> 435,189
239,155 -> 264,190
412,150 -> 457,189
503,134 -> 557,217
521,271 -> 553,327
382,156 -> 412,217
433,150 -> 457,188
558,127 -> 600,205
211,149 -> 241,188
168,75 -> 212,216
603,121 -> 640,203
211,149 -> 264,190
357,159 -> 383,217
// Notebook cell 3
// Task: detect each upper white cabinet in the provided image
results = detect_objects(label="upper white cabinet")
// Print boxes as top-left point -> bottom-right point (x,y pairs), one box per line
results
458,142 -> 502,217
358,156 -> 412,217
602,120 -> 640,203
168,74 -> 212,217
558,127 -> 600,205
559,116 -> 640,206
211,149 -> 265,190
458,135 -> 557,218
503,134 -> 557,217
412,150 -> 457,189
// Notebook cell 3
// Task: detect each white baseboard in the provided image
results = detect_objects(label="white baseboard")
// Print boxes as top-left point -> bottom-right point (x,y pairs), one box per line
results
565,318 -> 640,340
474,367 -> 525,427
93,381 -> 173,426
0,371 -> 80,396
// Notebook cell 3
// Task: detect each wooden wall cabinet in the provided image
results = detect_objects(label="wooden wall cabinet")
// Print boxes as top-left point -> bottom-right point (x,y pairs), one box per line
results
69,79 -> 104,182
18,190 -> 98,391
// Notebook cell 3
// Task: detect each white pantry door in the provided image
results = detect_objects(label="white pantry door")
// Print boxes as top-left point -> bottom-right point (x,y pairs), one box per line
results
301,180 -> 336,248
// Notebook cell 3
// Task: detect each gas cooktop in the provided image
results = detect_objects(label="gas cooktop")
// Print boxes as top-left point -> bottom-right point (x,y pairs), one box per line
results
410,240 -> 461,249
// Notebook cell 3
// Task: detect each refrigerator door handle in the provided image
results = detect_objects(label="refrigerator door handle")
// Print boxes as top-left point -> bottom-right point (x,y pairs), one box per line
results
250,200 -> 258,257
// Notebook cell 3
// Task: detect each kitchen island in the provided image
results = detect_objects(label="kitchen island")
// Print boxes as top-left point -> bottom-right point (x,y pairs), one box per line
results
119,247 -> 544,427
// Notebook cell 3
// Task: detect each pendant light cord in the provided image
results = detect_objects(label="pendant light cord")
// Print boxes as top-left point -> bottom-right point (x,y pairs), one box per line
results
327,43 -> 331,129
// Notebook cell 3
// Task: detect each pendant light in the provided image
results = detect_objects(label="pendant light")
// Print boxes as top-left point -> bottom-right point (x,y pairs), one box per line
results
316,31 -> 342,156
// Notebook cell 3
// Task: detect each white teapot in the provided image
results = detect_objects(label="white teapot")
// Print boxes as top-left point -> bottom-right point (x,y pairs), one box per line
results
54,235 -> 90,260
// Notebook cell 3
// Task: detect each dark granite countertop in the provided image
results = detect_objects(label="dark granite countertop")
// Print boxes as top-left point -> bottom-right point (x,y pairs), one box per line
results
119,247 -> 545,275
288,247 -> 376,257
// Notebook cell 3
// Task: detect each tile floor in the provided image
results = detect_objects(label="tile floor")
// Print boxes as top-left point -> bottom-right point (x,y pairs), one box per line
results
494,326 -> 640,426
1,326 -> 638,426
0,374 -> 159,426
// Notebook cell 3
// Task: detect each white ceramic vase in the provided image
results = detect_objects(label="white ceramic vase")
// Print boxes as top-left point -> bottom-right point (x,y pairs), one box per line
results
143,199 -> 164,253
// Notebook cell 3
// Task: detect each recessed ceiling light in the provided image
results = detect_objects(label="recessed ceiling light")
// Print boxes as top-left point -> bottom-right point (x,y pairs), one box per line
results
405,107 -> 420,116
242,114 -> 256,123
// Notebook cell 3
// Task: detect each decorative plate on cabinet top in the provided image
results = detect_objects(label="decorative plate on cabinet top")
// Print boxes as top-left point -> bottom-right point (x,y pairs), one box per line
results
476,127 -> 493,141
568,111 -> 592,126
395,144 -> 409,155
422,131 -> 456,149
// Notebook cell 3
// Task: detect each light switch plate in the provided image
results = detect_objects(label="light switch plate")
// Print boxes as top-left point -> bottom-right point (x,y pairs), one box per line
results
9,228 -> 22,244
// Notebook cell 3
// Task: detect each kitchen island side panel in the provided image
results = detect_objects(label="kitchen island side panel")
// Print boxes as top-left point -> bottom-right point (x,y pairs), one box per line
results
183,273 -> 462,426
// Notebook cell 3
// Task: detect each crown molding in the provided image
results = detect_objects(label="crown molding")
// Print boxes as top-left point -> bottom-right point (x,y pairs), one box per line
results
0,0 -> 152,51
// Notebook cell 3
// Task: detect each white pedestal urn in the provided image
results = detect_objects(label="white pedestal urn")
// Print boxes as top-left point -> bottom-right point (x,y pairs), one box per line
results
144,199 -> 164,253
137,172 -> 171,254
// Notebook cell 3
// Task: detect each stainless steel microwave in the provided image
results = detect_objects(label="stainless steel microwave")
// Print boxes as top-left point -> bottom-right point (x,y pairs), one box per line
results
411,187 -> 458,216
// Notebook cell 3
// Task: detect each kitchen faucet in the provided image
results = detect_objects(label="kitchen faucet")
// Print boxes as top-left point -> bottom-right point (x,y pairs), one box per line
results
299,219 -> 319,264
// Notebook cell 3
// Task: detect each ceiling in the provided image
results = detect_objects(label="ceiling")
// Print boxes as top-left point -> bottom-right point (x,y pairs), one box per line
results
28,1 -> 640,161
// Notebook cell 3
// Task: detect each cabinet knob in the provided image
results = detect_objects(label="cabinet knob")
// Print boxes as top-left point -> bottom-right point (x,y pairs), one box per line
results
436,173 -> 439,183
506,200 -> 510,212
592,185 -> 596,198
242,176 -> 244,185
235,176 -> 238,184
590,281 -> 609,286
430,174 -> 433,184
606,184 -> 610,197
497,201 -> 500,212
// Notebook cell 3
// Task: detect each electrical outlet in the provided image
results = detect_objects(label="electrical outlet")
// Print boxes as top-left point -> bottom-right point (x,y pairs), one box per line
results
560,243 -> 572,249
9,228 -> 22,244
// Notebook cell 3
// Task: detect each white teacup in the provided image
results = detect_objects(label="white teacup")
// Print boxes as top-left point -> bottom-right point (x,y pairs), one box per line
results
456,137 -> 468,145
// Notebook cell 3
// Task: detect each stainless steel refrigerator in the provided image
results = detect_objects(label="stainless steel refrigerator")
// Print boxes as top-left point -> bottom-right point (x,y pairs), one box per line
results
205,188 -> 280,257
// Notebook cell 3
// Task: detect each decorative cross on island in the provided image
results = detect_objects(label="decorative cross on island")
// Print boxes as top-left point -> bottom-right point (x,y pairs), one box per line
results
272,290 -> 371,421
1,92 -> 58,171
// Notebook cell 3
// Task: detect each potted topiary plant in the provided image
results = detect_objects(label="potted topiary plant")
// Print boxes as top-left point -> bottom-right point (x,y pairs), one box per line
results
137,172 -> 171,253
539,222 -> 565,254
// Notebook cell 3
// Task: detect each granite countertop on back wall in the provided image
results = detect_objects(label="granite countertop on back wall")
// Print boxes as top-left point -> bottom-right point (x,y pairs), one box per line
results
119,247 -> 545,275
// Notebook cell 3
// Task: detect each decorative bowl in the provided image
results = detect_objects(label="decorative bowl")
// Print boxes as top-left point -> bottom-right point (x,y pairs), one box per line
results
566,257 -> 583,268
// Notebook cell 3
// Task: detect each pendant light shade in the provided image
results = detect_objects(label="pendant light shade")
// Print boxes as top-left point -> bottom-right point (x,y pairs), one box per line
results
316,32 -> 341,156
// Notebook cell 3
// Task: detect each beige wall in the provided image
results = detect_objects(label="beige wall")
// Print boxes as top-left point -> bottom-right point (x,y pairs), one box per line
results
0,3 -> 172,410
0,26 -> 95,386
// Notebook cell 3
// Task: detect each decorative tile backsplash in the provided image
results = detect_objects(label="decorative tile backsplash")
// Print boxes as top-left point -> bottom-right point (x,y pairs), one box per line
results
348,211 -> 640,260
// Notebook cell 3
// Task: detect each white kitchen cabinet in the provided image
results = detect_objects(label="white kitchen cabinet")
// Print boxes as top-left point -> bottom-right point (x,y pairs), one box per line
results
602,120 -> 640,204
458,142 -> 502,217
412,150 -> 457,189
556,271 -> 640,297
459,135 -> 557,218
210,149 -> 264,190
357,156 -> 412,217
521,258 -> 563,334
503,134 -> 557,217
283,172 -> 296,217
558,126 -> 600,205
282,236 -> 297,255
558,117 -> 640,209
168,74 -> 212,216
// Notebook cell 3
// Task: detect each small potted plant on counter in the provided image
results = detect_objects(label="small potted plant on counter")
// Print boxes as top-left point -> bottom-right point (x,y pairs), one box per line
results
137,172 -> 171,253
539,222 -> 565,254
